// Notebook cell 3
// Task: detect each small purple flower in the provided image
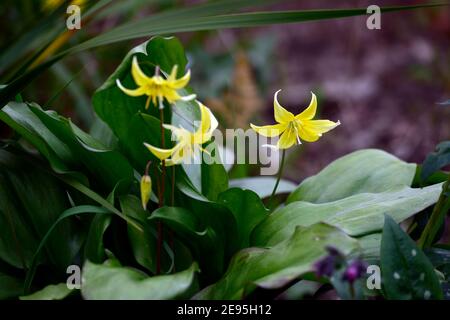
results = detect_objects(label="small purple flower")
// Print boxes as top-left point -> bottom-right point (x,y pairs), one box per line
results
314,255 -> 336,278
314,246 -> 344,278
342,260 -> 368,283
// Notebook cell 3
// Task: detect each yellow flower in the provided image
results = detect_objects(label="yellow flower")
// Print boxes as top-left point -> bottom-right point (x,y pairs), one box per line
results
116,56 -> 195,109
140,174 -> 152,210
144,102 -> 218,166
250,90 -> 340,149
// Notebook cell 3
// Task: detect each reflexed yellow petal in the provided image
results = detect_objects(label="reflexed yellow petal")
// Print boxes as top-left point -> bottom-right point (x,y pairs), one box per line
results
116,79 -> 145,97
169,69 -> 191,89
131,56 -> 152,86
295,92 -> 317,120
144,142 -> 178,161
140,175 -> 152,209
167,65 -> 179,82
274,90 -> 294,124
277,126 -> 297,149
303,119 -> 340,135
162,124 -> 189,142
170,144 -> 190,164
193,102 -> 218,144
250,123 -> 287,137
296,123 -> 320,142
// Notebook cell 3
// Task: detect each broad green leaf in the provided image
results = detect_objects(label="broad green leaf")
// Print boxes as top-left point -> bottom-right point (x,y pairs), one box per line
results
0,273 -> 23,300
196,223 -> 358,299
355,233 -> 381,263
30,104 -> 133,191
24,205 -> 110,292
120,195 -> 157,273
381,215 -> 443,300
201,151 -> 229,201
84,213 -> 112,264
0,174 -> 40,269
230,177 -> 297,199
81,260 -> 199,300
92,36 -> 186,144
253,183 -> 442,247
217,188 -> 268,248
0,102 -> 133,191
0,102 -> 75,173
120,112 -> 171,171
287,149 -> 416,204
0,148 -> 83,270
20,283 -> 73,300
149,206 -> 225,280
421,141 -> 450,182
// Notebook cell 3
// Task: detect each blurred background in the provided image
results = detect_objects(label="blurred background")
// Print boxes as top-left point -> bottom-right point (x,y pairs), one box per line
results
0,0 -> 449,182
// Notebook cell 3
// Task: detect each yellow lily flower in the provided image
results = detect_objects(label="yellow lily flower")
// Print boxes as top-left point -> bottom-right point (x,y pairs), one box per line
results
116,56 -> 195,109
250,90 -> 340,149
144,102 -> 218,166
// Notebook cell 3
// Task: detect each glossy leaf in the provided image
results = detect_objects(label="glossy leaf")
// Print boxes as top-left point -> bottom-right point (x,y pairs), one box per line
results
253,184 -> 442,246
149,206 -> 225,280
196,223 -> 358,299
92,36 -> 186,144
81,260 -> 199,300
0,102 -> 133,191
230,177 -> 296,199
120,195 -> 157,273
0,148 -> 83,270
201,151 -> 229,201
20,283 -> 73,300
84,213 -> 112,264
217,188 -> 268,248
287,149 -> 416,204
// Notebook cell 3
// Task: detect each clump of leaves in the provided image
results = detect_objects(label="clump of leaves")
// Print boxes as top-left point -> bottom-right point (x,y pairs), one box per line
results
0,36 -> 447,301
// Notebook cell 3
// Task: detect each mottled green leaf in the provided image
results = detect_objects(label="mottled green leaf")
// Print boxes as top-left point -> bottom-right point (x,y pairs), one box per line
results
381,215 -> 443,300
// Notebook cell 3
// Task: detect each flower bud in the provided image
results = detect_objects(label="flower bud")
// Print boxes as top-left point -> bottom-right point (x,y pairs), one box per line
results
140,174 -> 152,210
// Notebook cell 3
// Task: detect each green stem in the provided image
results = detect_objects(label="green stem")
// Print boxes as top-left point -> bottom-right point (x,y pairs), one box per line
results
418,174 -> 450,248
268,149 -> 286,210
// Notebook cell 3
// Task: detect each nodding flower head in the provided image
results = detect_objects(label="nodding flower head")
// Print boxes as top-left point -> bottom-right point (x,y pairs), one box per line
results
251,90 -> 340,149
116,56 -> 195,109
144,101 -> 218,166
